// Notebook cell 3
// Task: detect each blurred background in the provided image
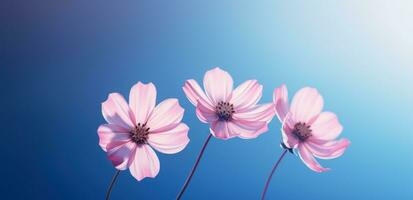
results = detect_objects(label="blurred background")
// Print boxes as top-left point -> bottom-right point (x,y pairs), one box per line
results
1,0 -> 412,199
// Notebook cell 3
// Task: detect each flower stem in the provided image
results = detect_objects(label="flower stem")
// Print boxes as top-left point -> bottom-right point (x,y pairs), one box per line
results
261,149 -> 288,200
105,170 -> 121,200
176,134 -> 213,200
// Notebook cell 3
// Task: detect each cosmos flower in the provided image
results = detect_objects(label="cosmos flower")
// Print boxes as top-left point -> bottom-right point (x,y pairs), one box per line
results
98,82 -> 190,181
183,67 -> 275,139
273,84 -> 350,172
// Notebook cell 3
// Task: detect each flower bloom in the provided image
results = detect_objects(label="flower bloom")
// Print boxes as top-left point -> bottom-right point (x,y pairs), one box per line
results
273,84 -> 350,172
183,67 -> 275,139
98,82 -> 190,181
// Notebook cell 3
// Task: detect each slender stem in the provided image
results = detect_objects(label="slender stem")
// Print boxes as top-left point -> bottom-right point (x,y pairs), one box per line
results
260,149 -> 288,200
176,134 -> 213,200
105,170 -> 121,200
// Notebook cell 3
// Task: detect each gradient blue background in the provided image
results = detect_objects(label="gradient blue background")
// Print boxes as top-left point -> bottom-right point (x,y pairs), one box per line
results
1,0 -> 412,199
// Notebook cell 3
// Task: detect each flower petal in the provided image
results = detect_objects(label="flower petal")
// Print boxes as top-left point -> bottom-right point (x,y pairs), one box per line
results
129,82 -> 156,124
182,79 -> 212,107
306,138 -> 350,159
281,113 -> 299,149
290,87 -> 324,124
230,80 -> 262,111
229,120 -> 268,139
147,98 -> 184,132
148,123 -> 190,154
210,121 -> 236,140
273,84 -> 289,122
97,124 -> 131,151
232,103 -> 275,123
310,112 -> 343,141
196,98 -> 218,123
203,67 -> 233,104
297,145 -> 330,172
107,141 -> 136,170
102,93 -> 135,129
129,145 -> 160,181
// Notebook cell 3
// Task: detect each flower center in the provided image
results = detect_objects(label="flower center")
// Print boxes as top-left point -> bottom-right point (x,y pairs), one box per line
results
130,123 -> 150,145
216,101 -> 235,121
292,122 -> 312,142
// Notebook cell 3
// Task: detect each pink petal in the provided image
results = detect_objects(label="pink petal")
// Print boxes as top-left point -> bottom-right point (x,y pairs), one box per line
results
310,112 -> 343,141
182,79 -> 213,107
146,98 -> 184,132
230,80 -> 262,111
129,144 -> 160,181
129,82 -> 156,124
195,98 -> 218,123
232,103 -> 275,123
210,121 -> 236,140
97,124 -> 131,151
229,120 -> 268,139
281,113 -> 299,149
102,93 -> 135,129
273,84 -> 289,122
148,123 -> 190,154
306,138 -> 350,159
107,141 -> 136,170
297,145 -> 330,172
203,67 -> 233,104
290,87 -> 324,124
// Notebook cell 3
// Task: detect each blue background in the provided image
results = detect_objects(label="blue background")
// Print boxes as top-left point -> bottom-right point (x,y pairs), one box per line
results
1,0 -> 412,199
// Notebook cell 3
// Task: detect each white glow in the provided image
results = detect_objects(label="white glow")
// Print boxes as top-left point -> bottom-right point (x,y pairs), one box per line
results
350,1 -> 413,68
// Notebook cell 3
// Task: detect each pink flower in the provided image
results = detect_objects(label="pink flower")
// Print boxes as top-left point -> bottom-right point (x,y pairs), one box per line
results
98,82 -> 190,181
183,67 -> 275,139
273,84 -> 350,172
